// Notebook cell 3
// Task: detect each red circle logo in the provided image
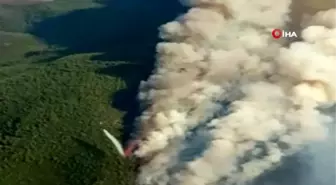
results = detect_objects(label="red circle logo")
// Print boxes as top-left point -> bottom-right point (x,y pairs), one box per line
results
272,29 -> 282,39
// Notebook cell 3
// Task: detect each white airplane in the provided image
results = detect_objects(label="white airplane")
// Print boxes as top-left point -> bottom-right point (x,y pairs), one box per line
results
103,129 -> 140,158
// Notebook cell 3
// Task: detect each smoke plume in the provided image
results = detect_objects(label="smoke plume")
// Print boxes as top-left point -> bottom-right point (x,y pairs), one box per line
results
134,0 -> 336,185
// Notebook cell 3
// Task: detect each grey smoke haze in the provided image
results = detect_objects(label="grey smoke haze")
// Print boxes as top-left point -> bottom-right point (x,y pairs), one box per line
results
0,0 -> 53,5
133,0 -> 336,185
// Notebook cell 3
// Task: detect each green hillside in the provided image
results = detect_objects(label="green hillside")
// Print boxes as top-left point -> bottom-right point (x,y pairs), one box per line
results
0,1 -> 101,32
0,54 -> 136,185
0,0 -> 184,184
0,1 -> 136,185
0,31 -> 46,61
0,37 -> 137,185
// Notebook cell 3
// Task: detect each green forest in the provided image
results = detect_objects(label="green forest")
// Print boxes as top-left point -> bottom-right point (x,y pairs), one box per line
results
0,0 -> 184,184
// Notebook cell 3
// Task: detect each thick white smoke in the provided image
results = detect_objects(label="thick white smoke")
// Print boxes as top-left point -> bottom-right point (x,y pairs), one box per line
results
134,1 -> 336,185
